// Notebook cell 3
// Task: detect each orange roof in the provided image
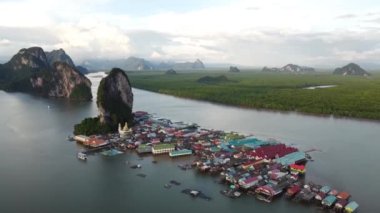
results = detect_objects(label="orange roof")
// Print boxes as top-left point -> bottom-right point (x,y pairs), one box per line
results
290,164 -> 306,171
337,192 -> 350,200
88,138 -> 107,147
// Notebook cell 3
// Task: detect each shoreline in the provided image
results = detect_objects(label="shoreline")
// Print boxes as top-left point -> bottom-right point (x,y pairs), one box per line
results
131,86 -> 380,124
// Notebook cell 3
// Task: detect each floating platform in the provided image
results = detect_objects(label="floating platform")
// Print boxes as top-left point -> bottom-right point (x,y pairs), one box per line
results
169,149 -> 192,157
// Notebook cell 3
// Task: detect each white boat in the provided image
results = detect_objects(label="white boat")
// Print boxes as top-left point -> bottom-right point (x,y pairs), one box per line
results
77,152 -> 87,161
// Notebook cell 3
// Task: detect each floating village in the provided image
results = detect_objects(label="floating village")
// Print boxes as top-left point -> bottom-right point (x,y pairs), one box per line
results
72,111 -> 359,213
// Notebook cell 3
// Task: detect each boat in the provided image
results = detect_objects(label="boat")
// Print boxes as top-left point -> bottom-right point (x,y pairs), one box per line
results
190,190 -> 200,197
255,184 -> 283,203
344,201 -> 359,213
285,185 -> 301,198
320,185 -> 332,194
220,189 -> 242,198
233,191 -> 242,197
199,165 -> 210,172
315,185 -> 331,201
170,180 -> 181,186
178,164 -> 192,170
334,192 -> 350,212
315,192 -> 327,201
293,187 -> 316,203
77,152 -> 87,161
334,199 -> 348,212
322,195 -> 337,208
336,191 -> 350,200
137,173 -> 146,178
329,189 -> 339,196
130,164 -> 142,169
182,189 -> 212,201
164,184 -> 172,189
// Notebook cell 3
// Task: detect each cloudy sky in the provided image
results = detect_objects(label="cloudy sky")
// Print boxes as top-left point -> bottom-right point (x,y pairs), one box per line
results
1,0 -> 380,67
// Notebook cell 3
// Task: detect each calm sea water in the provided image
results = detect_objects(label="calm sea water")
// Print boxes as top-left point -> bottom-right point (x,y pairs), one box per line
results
0,72 -> 378,213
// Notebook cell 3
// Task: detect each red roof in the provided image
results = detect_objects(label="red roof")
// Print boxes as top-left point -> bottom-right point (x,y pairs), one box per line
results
287,185 -> 301,194
256,185 -> 276,196
244,176 -> 259,184
248,144 -> 298,159
290,164 -> 306,171
337,191 -> 350,200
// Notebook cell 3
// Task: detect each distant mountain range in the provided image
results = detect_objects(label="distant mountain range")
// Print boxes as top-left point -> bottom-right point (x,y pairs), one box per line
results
262,64 -> 315,73
81,57 -> 205,71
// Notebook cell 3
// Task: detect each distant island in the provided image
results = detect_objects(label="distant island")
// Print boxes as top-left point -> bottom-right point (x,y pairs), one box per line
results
165,69 -> 177,75
229,66 -> 240,73
0,47 -> 92,101
333,63 -> 371,76
81,57 -> 205,72
263,64 -> 315,73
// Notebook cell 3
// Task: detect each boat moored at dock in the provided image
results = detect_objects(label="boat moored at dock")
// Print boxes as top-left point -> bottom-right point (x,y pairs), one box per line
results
285,185 -> 301,198
322,195 -> 337,208
255,184 -> 283,202
344,201 -> 359,213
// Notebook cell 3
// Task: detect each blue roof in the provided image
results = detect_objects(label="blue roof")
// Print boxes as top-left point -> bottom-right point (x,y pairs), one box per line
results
220,143 -> 234,152
275,152 -> 306,166
345,201 -> 359,211
210,146 -> 221,152
320,186 -> 331,193
322,195 -> 337,206
229,137 -> 269,148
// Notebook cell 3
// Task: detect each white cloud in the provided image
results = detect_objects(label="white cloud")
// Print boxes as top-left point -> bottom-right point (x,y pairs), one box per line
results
0,38 -> 11,45
1,0 -> 380,66
52,21 -> 131,61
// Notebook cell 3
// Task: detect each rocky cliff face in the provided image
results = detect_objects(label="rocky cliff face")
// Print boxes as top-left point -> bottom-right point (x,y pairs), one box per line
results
97,68 -> 133,127
45,48 -> 75,68
8,47 -> 49,70
0,47 -> 92,100
53,62 -> 91,100
333,63 -> 370,76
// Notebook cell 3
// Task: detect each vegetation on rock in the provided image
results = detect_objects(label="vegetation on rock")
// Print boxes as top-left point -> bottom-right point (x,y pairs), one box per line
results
73,117 -> 112,136
74,68 -> 134,135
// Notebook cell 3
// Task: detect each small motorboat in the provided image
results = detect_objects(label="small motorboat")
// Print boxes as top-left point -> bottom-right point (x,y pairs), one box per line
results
77,152 -> 87,161
130,164 -> 142,169
170,180 -> 181,186
137,173 -> 146,178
